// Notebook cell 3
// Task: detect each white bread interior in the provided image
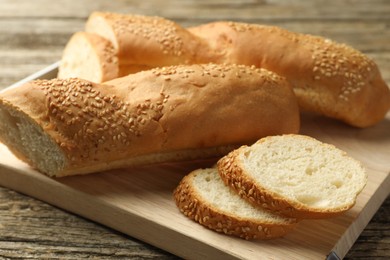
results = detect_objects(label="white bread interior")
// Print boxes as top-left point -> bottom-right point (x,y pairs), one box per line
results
58,32 -> 119,83
217,134 -> 367,219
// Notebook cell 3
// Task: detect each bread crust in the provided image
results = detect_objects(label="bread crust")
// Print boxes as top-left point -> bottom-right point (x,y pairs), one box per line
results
0,64 -> 299,176
85,12 -> 213,68
217,135 -> 366,219
173,170 -> 297,240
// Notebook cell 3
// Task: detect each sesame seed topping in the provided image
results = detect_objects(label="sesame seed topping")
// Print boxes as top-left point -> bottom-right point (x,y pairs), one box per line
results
31,77 -> 171,164
307,34 -> 374,100
106,13 -> 185,57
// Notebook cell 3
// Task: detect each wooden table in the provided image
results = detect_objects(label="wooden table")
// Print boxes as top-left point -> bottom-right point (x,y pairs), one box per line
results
0,0 -> 389,259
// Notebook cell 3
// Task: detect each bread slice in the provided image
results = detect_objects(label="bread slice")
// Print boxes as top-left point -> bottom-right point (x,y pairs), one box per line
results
217,134 -> 367,219
173,168 -> 297,240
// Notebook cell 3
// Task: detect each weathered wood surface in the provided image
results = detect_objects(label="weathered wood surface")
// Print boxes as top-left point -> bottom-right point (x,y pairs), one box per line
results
0,0 -> 389,259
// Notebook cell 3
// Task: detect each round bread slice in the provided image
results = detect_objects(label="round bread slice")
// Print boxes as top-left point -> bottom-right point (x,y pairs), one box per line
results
217,134 -> 368,219
173,168 -> 297,240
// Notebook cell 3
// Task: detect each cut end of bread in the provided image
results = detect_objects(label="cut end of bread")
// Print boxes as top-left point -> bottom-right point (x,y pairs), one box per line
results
218,134 -> 367,219
58,32 -> 118,83
0,102 -> 66,176
174,168 -> 297,240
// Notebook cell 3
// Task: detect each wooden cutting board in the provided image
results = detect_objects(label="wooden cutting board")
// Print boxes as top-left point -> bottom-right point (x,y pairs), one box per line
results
0,65 -> 389,259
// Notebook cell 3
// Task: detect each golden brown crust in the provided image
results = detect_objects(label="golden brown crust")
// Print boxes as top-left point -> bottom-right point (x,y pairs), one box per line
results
189,22 -> 390,128
173,170 -> 297,240
0,64 -> 299,176
85,12 -> 213,68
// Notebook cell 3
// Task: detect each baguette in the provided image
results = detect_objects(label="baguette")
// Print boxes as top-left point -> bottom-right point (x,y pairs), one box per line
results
59,12 -> 390,127
0,64 -> 299,177
189,22 -> 390,128
173,168 -> 297,240
217,134 -> 367,219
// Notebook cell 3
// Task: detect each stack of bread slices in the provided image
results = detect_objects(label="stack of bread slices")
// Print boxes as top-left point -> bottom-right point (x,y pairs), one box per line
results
174,134 -> 367,240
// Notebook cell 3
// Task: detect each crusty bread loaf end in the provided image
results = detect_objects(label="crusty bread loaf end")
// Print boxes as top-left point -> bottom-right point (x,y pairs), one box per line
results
58,32 -> 119,82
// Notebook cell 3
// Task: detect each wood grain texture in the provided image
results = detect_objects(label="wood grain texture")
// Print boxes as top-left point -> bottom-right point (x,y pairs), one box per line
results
0,110 -> 389,259
0,0 -> 389,259
0,187 -> 177,259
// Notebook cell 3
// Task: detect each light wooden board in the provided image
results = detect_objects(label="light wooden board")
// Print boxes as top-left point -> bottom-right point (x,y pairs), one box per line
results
0,66 -> 389,259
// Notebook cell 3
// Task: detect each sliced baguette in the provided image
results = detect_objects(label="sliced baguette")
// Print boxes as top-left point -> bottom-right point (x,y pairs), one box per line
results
217,134 -> 367,219
173,168 -> 297,240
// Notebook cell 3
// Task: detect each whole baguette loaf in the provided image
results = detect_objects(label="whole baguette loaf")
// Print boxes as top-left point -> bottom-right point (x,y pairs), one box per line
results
58,12 -> 390,127
173,168 -> 297,240
217,134 -> 367,219
0,64 -> 299,177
